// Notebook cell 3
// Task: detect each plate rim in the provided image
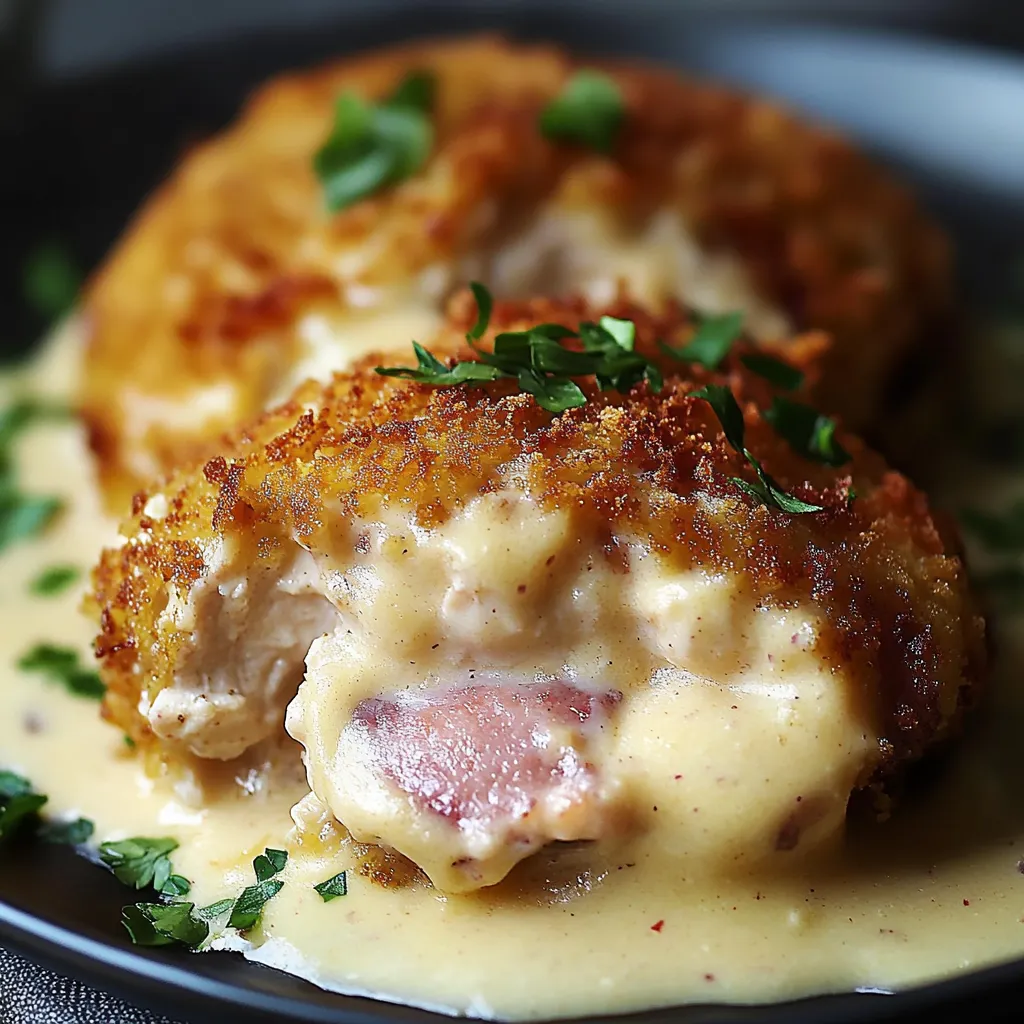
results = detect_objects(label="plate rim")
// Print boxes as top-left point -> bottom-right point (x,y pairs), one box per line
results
4,14 -> 1024,1024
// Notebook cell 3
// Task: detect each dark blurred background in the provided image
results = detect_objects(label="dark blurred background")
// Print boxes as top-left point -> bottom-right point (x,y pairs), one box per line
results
16,0 -> 1024,77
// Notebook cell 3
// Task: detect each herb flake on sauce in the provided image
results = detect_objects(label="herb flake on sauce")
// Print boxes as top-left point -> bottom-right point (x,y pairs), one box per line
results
17,642 -> 105,700
29,564 -> 79,596
0,399 -> 71,552
314,871 -> 349,902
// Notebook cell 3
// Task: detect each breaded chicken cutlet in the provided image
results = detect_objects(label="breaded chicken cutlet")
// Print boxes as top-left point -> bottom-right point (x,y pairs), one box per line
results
80,35 -> 950,512
91,294 -> 984,893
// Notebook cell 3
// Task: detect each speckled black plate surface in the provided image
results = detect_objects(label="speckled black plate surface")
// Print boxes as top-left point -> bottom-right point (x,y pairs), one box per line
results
2,8 -> 1024,1023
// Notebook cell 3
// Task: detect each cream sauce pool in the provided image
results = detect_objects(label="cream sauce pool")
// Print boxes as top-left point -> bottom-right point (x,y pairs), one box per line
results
2,322 -> 1024,1020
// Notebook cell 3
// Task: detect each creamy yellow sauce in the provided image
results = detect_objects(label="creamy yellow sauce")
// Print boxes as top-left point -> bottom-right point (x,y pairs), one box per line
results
3,322 -> 1024,1020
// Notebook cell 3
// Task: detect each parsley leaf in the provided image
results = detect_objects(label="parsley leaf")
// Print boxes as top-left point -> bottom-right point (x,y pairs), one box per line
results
229,879 -> 284,931
99,837 -> 179,890
764,397 -> 850,467
732,456 -> 827,514
961,502 -> 1024,552
17,643 -> 105,700
376,341 -> 505,387
580,320 -> 663,394
539,70 -> 624,153
315,70 -> 435,212
0,771 -> 33,799
691,384 -> 823,514
660,312 -> 744,370
0,399 -> 70,552
740,353 -> 805,391
122,902 -> 209,949
386,69 -> 435,112
466,281 -> 493,342
599,315 -> 635,351
0,771 -> 94,844
0,771 -> 46,840
314,871 -> 348,903
691,383 -> 748,451
29,564 -> 80,597
378,283 -> 661,413
38,816 -> 94,845
515,368 -> 587,413
253,847 -> 288,882
119,845 -> 290,947
161,874 -> 191,897
23,242 -> 81,321
0,494 -> 61,550
220,847 -> 289,931
196,898 -> 234,921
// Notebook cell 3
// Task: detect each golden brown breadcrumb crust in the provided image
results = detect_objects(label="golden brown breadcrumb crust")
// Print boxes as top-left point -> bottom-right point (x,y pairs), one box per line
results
91,296 -> 983,782
80,35 -> 949,512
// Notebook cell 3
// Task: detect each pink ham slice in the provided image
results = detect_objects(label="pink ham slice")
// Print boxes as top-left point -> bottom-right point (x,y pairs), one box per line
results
343,680 -> 622,888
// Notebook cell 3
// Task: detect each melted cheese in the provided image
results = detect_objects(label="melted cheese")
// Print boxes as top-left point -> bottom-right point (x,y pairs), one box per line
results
2,324 -> 1024,1020
284,491 -> 874,891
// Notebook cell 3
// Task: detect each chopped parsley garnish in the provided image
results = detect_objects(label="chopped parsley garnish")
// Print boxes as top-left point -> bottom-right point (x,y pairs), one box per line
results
17,642 -> 105,700
539,70 -> 624,153
0,399 -> 70,552
229,847 -> 288,930
379,285 -> 843,514
0,770 -> 46,840
740,353 -> 805,392
253,847 -> 288,882
659,311 -> 744,370
121,902 -> 208,949
961,501 -> 1024,552
314,871 -> 348,903
99,837 -> 179,891
38,816 -> 94,845
229,879 -> 284,931
0,770 -> 93,844
315,70 -> 435,212
0,398 -> 69,444
376,283 -> 661,413
22,242 -> 81,321
466,281 -> 493,342
0,493 -> 61,550
764,398 -> 850,467
29,564 -> 79,597
118,846 -> 288,948
196,898 -> 234,921
378,341 -> 505,387
386,69 -> 435,112
160,874 -> 191,897
692,384 -> 824,514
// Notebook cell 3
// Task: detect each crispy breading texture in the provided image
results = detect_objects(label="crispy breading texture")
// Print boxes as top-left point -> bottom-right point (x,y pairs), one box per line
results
90,296 -> 983,781
80,35 -> 950,511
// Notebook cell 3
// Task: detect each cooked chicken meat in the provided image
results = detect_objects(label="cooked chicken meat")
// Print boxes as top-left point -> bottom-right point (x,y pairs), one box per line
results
90,296 -> 984,892
80,36 -> 949,511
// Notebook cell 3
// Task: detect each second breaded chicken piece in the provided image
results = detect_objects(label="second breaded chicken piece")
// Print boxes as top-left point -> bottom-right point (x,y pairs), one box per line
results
81,35 -> 949,511
91,296 -> 982,892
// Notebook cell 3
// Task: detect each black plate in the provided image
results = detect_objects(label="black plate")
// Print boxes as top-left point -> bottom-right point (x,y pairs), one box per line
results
3,9 -> 1024,1023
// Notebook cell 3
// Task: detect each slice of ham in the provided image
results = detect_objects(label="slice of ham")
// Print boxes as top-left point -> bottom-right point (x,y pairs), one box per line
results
335,680 -> 623,891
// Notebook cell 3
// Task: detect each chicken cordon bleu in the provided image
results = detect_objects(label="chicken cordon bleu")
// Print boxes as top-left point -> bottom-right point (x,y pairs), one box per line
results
90,293 -> 984,894
80,35 -> 950,512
